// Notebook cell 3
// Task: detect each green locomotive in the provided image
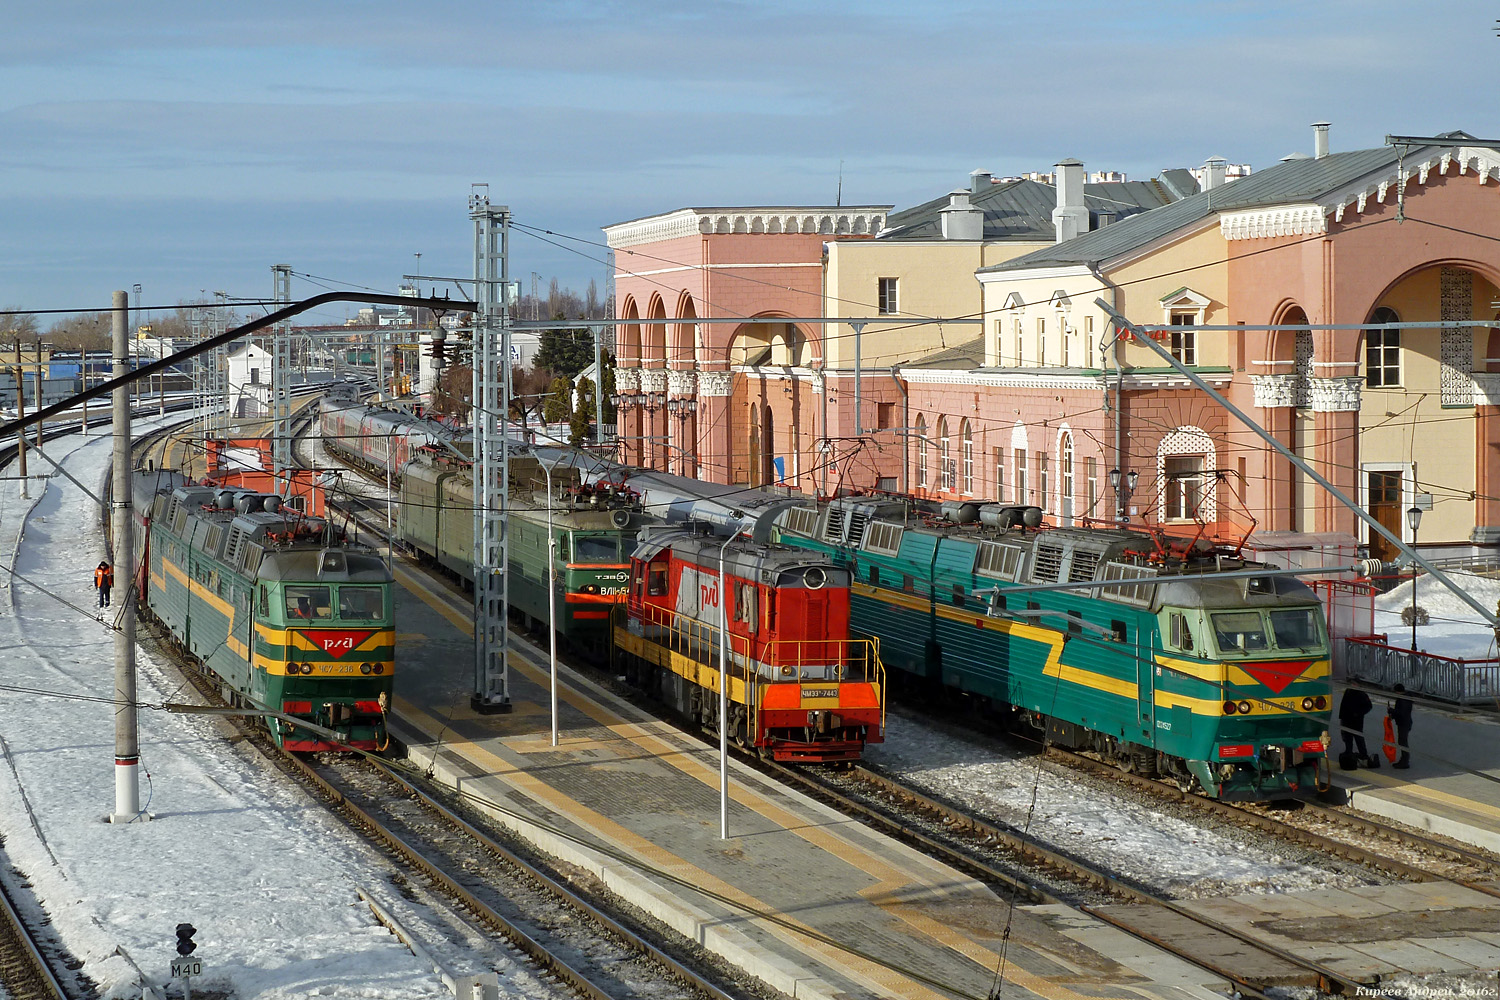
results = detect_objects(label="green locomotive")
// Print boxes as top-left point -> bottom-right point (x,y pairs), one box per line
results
136,477 -> 394,751
398,453 -> 643,648
774,498 -> 1332,800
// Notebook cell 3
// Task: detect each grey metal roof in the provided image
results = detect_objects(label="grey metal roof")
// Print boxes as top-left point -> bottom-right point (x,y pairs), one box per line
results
903,337 -> 986,369
980,139 -> 1468,273
879,174 -> 1196,243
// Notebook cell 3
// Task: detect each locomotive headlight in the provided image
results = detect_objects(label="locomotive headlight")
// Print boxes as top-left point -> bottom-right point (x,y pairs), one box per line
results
581,584 -> 600,595
302,663 -> 315,675
781,666 -> 795,677
1314,696 -> 1327,710
1223,700 -> 1238,715
360,663 -> 372,675
285,662 -> 295,675
1301,697 -> 1315,711
1237,700 -> 1252,715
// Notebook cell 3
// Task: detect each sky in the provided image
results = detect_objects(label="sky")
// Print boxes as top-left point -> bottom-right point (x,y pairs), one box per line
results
1,1 -> 1497,329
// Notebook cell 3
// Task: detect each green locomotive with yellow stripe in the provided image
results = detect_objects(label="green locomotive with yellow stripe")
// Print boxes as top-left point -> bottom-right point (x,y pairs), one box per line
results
135,476 -> 394,751
774,497 -> 1332,800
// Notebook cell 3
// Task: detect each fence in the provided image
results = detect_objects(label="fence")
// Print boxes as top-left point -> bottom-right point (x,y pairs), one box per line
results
1343,635 -> 1500,705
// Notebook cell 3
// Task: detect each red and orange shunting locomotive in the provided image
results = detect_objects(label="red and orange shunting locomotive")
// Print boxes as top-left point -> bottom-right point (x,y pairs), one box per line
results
614,525 -> 885,762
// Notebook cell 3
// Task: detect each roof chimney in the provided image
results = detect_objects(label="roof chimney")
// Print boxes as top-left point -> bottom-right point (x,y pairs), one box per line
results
1312,122 -> 1330,159
941,189 -> 983,240
969,169 -> 992,195
1052,158 -> 1088,243
1204,156 -> 1227,190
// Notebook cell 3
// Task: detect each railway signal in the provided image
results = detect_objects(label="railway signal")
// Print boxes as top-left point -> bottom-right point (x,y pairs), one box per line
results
175,922 -> 197,955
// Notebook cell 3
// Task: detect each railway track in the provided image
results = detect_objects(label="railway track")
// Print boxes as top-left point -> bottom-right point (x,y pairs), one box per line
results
0,856 -> 68,1000
126,423 -> 758,1000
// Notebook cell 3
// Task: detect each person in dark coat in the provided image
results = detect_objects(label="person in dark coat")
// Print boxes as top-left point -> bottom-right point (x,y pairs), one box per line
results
1338,687 -> 1377,767
1389,684 -> 1414,769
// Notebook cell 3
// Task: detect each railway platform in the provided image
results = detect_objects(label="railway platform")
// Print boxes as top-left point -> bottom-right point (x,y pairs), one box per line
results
1332,682 -> 1500,855
386,564 -> 1229,1000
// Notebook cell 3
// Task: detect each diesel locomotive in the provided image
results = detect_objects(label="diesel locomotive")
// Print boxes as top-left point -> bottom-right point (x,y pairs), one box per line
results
616,525 -> 885,762
772,497 -> 1333,799
133,471 -> 395,751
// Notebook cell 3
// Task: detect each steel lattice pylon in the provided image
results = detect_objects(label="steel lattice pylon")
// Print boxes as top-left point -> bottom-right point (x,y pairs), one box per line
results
470,190 -> 513,712
272,265 -> 293,493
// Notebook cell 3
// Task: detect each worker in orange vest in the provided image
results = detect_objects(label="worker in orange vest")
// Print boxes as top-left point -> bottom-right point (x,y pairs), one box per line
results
94,561 -> 114,608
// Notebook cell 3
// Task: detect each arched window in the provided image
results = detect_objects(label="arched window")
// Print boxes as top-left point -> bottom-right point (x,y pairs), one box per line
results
937,417 -> 952,490
961,419 -> 974,494
1060,432 -> 1075,524
915,415 -> 928,487
1365,306 -> 1401,388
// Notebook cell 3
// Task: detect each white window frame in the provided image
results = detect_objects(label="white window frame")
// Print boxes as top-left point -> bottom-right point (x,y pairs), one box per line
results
878,277 -> 899,315
961,419 -> 974,494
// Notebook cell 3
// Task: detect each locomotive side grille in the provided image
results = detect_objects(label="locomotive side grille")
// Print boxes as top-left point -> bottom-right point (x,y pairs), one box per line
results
224,527 -> 244,568
781,507 -> 817,537
976,541 -> 1024,580
1099,561 -> 1158,606
845,510 -> 870,548
1068,549 -> 1102,583
1031,542 -> 1065,584
822,506 -> 846,543
862,521 -> 903,556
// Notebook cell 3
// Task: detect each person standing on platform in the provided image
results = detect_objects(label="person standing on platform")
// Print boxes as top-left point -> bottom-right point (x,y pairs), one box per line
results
1338,688 -> 1377,767
1388,684 -> 1414,769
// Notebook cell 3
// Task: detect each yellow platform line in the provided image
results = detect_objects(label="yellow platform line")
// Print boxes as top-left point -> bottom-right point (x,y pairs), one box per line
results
1347,766 -> 1500,822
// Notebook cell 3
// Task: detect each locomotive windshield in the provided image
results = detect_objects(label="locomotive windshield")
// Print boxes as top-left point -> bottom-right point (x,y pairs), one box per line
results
1211,607 -> 1325,656
571,534 -> 620,563
337,586 -> 385,620
285,585 -> 331,620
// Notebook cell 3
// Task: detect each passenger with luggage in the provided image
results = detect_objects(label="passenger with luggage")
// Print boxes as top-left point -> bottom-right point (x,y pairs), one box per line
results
1388,684 -> 1414,769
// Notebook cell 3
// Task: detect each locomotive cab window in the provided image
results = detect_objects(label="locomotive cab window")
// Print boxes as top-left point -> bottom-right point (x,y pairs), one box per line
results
285,585 -> 332,620
1168,611 -> 1195,652
1211,611 -> 1268,653
1269,608 -> 1322,651
647,562 -> 668,596
338,586 -> 385,620
573,535 -> 619,563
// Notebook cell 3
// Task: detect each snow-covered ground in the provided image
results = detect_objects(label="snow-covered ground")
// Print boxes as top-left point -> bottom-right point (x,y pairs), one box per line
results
1371,571 -> 1500,660
0,423 -> 553,999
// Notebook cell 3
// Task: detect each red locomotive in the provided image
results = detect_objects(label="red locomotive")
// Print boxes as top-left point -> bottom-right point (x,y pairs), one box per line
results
614,526 -> 885,762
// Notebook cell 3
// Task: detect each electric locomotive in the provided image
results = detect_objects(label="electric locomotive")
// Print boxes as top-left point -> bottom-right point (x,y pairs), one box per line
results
134,474 -> 394,751
773,497 -> 1332,799
616,525 -> 885,762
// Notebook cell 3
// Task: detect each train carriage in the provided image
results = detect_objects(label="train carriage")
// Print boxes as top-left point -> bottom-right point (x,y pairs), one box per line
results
135,476 -> 394,751
615,525 -> 885,762
774,497 -> 1331,799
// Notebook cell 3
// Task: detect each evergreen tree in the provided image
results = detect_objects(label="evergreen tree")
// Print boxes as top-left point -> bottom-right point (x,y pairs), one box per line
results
542,375 -> 573,424
569,377 -> 594,446
534,314 -> 593,377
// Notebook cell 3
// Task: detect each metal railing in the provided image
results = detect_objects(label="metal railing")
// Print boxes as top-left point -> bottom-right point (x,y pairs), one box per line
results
1424,554 -> 1500,577
1343,635 -> 1500,705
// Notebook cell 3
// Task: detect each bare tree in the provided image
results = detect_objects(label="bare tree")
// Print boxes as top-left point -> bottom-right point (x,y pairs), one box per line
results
2,307 -> 41,344
45,312 -> 110,351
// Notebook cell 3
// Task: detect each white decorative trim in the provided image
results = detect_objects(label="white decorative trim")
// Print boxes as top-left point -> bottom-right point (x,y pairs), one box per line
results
897,368 -> 1234,390
1219,204 -> 1327,241
613,368 -> 639,393
1249,373 -> 1297,408
698,371 -> 734,397
977,264 -> 1095,284
1308,376 -> 1362,412
1472,373 -> 1500,407
810,371 -> 825,395
604,207 -> 891,249
638,368 -> 668,394
667,369 -> 697,395
1156,426 -> 1218,522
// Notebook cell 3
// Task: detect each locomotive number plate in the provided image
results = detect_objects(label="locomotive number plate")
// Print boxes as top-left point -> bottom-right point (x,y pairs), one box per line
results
323,664 -> 357,674
801,687 -> 838,699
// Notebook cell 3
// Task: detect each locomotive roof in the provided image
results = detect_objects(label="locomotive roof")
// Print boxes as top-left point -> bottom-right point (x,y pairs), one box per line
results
635,527 -> 841,582
257,546 -> 392,583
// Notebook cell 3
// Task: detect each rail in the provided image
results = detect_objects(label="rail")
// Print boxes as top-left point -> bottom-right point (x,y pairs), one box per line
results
1343,635 -> 1500,705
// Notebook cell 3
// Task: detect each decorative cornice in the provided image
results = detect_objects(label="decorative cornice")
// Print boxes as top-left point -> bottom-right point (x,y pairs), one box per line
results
1472,372 -> 1500,407
613,368 -> 639,393
667,369 -> 697,395
1219,204 -> 1327,241
810,371 -> 825,394
1249,373 -> 1297,408
1309,376 -> 1363,412
698,371 -> 734,397
604,207 -> 890,249
638,368 -> 668,394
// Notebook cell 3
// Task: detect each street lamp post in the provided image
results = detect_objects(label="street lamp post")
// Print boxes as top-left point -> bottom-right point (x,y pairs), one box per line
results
1109,468 -> 1139,522
718,514 -> 744,840
540,460 -> 559,746
1407,505 -> 1423,652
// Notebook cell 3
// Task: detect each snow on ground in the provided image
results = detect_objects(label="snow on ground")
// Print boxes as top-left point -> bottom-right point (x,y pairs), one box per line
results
1370,570 -> 1500,659
0,423 -> 548,999
863,711 -> 1370,899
